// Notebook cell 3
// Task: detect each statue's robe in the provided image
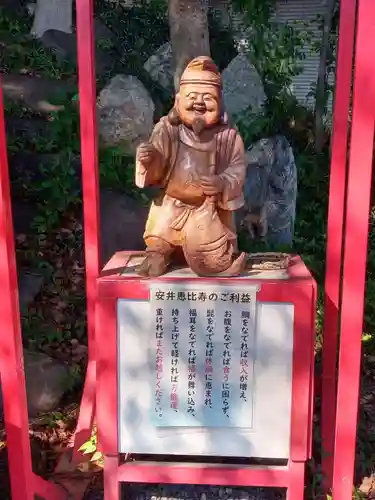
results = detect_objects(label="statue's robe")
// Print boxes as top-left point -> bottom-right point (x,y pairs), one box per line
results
136,117 -> 247,251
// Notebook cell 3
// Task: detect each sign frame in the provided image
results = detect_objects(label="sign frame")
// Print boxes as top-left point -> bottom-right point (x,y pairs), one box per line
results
96,251 -> 316,500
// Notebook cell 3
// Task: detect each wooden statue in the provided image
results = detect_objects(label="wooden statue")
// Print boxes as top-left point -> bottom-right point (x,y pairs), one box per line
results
135,56 -> 248,277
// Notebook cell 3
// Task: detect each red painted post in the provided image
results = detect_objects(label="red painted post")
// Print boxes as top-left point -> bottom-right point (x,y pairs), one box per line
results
73,0 -> 101,460
321,0 -> 357,486
331,0 -> 375,498
0,78 -> 34,500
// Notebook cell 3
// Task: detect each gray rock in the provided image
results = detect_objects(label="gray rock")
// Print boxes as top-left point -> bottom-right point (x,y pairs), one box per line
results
18,271 -> 45,314
40,29 -> 76,59
144,42 -> 174,91
11,200 -> 46,313
1,73 -> 74,113
97,75 -> 155,151
239,135 -> 297,247
94,19 -> 118,45
222,54 -> 266,119
24,350 -> 69,416
40,29 -> 113,75
11,199 -> 37,235
5,117 -> 51,142
100,189 -> 148,266
0,0 -> 23,10
31,0 -> 73,38
0,350 -> 69,417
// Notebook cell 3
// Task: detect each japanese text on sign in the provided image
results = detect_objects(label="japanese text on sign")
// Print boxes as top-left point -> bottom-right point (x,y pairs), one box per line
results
150,284 -> 258,428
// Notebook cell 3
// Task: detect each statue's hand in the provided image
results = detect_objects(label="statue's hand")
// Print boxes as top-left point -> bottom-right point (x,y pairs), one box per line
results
200,175 -> 224,196
136,142 -> 159,166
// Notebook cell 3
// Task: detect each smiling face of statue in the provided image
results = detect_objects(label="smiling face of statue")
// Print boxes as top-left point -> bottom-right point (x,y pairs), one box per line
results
176,83 -> 221,136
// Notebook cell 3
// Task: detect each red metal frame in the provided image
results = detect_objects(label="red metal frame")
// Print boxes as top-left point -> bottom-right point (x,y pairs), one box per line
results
0,0 -> 371,497
331,0 -> 375,498
321,0 -> 357,487
96,252 -> 316,500
0,73 -> 34,500
72,0 -> 100,462
0,0 -> 99,496
0,80 -> 67,500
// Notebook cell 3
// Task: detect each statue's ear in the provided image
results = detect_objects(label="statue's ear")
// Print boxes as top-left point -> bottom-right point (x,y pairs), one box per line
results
167,95 -> 181,126
220,91 -> 229,126
221,111 -> 229,125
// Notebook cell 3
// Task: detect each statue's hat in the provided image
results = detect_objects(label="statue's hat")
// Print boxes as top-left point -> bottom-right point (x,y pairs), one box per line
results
180,56 -> 221,88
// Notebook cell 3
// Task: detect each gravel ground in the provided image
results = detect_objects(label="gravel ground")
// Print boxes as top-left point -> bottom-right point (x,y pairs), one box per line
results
85,484 -> 285,500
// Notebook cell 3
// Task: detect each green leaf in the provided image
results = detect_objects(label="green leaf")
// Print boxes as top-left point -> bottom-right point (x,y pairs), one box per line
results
90,451 -> 104,462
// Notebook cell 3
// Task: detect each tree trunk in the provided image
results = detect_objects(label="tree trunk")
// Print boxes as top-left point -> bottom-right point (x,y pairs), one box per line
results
168,0 -> 210,91
31,0 -> 73,39
314,0 -> 336,153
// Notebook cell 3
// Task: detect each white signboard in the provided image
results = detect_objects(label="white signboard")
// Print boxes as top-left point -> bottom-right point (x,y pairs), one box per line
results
150,284 -> 258,428
117,282 -> 294,458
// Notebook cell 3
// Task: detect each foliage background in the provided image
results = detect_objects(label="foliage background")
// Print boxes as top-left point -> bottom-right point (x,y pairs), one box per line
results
1,0 -> 375,497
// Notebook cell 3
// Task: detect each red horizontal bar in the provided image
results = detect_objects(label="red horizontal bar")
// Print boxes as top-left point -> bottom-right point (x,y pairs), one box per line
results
32,473 -> 67,500
116,462 -> 290,488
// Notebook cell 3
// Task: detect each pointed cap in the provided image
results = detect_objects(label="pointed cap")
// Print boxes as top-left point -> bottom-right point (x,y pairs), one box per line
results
180,56 -> 221,88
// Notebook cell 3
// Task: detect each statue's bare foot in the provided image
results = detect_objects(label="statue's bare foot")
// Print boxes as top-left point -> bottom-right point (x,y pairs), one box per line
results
217,251 -> 247,277
137,252 -> 170,277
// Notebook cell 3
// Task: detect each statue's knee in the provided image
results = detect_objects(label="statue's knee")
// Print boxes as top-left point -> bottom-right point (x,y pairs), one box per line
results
145,237 -> 174,255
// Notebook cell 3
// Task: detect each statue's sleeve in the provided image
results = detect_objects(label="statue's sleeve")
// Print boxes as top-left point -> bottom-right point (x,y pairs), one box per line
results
218,132 -> 247,211
135,119 -> 172,187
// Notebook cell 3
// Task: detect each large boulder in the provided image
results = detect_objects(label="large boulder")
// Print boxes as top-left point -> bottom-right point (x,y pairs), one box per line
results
23,351 -> 69,416
1,74 -> 74,113
239,135 -> 297,247
40,29 -> 114,75
30,0 -> 72,38
0,350 -> 69,417
18,271 -> 45,314
0,0 -> 23,9
12,200 -> 48,314
97,75 -> 155,151
100,189 -> 148,265
222,54 -> 266,119
144,42 -> 174,91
